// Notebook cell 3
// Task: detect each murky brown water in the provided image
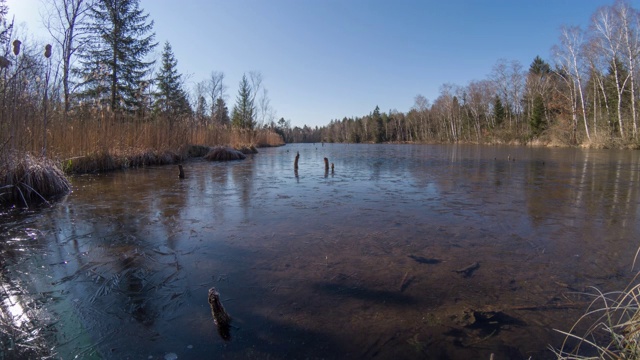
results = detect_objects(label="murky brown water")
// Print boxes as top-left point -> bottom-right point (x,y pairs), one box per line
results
1,144 -> 640,359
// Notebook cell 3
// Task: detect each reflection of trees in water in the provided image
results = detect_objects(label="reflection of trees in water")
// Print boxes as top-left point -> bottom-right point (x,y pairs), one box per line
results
524,151 -> 640,239
230,159 -> 256,215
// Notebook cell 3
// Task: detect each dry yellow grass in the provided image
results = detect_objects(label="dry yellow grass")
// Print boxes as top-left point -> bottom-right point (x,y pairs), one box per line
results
0,109 -> 283,204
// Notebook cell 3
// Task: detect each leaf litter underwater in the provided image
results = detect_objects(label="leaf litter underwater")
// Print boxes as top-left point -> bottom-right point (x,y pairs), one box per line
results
1,143 -> 640,359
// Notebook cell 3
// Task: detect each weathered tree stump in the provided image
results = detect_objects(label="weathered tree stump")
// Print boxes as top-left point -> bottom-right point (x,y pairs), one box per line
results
208,287 -> 232,341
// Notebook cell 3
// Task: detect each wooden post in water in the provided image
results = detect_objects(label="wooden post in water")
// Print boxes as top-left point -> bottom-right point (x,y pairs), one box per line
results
324,157 -> 329,171
294,151 -> 300,171
178,164 -> 185,179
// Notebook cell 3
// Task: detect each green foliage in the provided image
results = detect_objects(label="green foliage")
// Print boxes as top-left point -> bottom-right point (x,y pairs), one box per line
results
529,55 -> 550,75
529,95 -> 546,136
213,97 -> 230,126
371,105 -> 384,143
493,96 -> 505,126
231,74 -> 255,129
78,0 -> 157,112
154,41 -> 191,119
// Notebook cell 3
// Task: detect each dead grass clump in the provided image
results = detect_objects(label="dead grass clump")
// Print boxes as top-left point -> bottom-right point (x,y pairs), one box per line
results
63,151 -> 117,174
236,145 -> 258,154
181,144 -> 211,158
204,146 -> 246,161
0,152 -> 71,205
157,150 -> 183,165
553,281 -> 640,359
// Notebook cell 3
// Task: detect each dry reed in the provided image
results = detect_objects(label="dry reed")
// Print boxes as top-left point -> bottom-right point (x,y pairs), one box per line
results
0,152 -> 70,205
1,110 -> 282,173
553,275 -> 640,359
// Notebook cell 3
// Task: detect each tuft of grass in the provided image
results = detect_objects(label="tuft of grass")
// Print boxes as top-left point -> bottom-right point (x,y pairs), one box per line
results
236,144 -> 258,154
181,144 -> 212,158
0,152 -> 71,206
553,276 -> 640,359
204,146 -> 246,161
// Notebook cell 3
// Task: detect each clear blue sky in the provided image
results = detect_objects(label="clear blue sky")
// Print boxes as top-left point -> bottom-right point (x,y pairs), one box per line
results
7,0 -> 614,128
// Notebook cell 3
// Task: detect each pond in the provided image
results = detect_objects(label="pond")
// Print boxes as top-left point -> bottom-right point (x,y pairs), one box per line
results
1,143 -> 640,359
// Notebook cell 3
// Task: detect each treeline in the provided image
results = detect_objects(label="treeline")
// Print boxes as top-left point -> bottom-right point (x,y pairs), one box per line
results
285,0 -> 640,148
0,0 -> 282,164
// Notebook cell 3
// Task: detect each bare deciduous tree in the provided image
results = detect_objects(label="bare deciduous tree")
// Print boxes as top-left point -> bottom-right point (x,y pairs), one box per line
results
42,0 -> 92,118
554,25 -> 590,141
591,3 -> 630,138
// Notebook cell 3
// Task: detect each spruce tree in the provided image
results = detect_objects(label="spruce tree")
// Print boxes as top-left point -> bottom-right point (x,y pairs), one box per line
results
231,74 -> 255,129
195,95 -> 208,125
78,0 -> 156,113
213,97 -> 230,126
529,94 -> 546,136
154,41 -> 191,119
493,96 -> 505,126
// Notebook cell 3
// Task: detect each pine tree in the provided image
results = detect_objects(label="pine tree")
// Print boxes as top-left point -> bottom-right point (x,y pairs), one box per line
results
530,94 -> 546,136
231,74 -> 255,129
371,105 -> 384,143
213,97 -> 230,126
78,0 -> 156,113
195,95 -> 207,125
154,41 -> 191,119
493,96 -> 505,126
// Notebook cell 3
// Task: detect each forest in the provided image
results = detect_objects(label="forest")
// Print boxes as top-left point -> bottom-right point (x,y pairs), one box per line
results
1,0 -> 639,188
0,0 -> 282,173
279,1 -> 640,149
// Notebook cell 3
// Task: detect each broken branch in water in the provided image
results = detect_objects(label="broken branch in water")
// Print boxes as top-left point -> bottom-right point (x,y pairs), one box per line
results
454,262 -> 480,278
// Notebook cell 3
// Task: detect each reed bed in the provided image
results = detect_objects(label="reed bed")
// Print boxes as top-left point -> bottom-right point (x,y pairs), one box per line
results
0,109 -> 283,205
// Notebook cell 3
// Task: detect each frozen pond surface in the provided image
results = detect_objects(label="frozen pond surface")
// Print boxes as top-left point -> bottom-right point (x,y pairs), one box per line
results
2,143 -> 640,359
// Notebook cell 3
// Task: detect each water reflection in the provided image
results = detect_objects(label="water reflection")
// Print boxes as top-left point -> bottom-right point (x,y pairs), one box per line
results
1,144 -> 640,359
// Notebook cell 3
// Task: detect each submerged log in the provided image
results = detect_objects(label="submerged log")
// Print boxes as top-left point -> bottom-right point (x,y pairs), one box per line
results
208,287 -> 232,341
454,262 -> 480,278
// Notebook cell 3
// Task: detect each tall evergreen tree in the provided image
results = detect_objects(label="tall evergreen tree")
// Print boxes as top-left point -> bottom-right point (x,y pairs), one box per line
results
529,94 -> 546,136
371,105 -> 384,143
154,41 -> 191,119
231,74 -> 255,129
213,97 -> 230,126
195,95 -> 207,125
78,0 -> 156,113
493,95 -> 505,126
529,55 -> 551,75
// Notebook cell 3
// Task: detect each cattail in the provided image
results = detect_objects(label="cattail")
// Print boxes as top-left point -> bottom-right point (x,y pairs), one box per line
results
12,40 -> 21,56
44,44 -> 52,58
